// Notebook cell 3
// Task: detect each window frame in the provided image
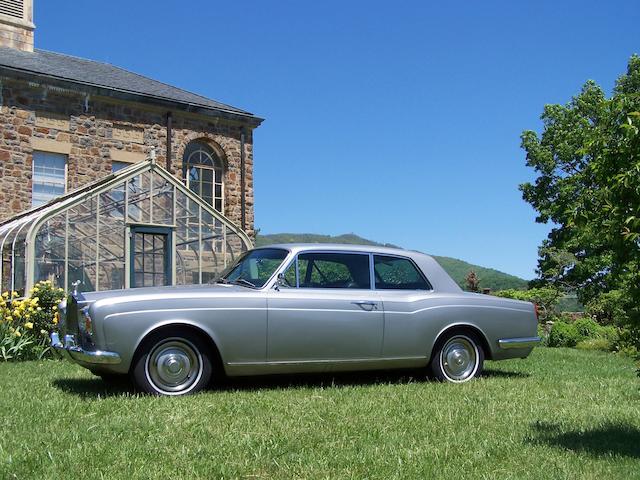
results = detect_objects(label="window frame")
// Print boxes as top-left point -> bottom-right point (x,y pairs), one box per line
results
32,150 -> 68,207
277,250 -> 433,292
182,142 -> 224,214
129,225 -> 173,288
372,254 -> 433,291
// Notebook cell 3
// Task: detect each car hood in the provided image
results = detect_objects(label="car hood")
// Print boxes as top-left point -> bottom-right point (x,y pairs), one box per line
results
79,283 -> 255,307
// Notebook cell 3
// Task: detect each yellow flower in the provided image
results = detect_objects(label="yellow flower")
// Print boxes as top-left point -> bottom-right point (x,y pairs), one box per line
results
13,330 -> 21,337
11,291 -> 18,297
32,297 -> 39,304
2,292 -> 9,298
40,329 -> 47,335
51,306 -> 57,311
36,306 -> 42,311
24,322 -> 33,329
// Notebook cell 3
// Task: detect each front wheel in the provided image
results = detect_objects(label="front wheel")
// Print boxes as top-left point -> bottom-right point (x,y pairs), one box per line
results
132,329 -> 212,396
429,332 -> 484,383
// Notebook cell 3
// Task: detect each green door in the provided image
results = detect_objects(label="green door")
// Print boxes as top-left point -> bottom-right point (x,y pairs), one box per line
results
130,226 -> 172,288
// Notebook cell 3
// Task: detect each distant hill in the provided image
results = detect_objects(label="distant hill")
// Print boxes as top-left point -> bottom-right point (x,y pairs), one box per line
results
255,233 -> 529,291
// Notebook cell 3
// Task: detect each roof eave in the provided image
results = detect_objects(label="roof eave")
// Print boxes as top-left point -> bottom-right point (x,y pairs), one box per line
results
0,65 -> 265,128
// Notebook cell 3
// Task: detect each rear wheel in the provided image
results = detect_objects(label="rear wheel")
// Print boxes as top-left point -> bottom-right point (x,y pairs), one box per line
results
430,331 -> 484,383
132,329 -> 212,396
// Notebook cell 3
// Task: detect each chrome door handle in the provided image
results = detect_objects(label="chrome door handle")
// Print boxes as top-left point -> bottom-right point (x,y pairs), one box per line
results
352,301 -> 378,310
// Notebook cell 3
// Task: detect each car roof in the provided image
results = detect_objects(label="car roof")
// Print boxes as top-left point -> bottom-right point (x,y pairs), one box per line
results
253,243 -> 463,293
255,243 -> 422,257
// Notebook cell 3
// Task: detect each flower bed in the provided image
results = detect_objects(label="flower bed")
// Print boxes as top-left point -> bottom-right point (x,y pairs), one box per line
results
0,281 -> 65,361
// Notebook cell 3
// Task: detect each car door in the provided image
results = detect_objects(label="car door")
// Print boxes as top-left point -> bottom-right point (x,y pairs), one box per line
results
372,254 -> 437,359
267,251 -> 383,364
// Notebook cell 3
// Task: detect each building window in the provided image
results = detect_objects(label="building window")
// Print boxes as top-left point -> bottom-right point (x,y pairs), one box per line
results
183,141 -> 224,212
32,151 -> 66,207
111,161 -> 129,173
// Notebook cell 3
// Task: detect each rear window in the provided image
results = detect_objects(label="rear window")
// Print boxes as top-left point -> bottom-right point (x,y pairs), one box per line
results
373,255 -> 431,290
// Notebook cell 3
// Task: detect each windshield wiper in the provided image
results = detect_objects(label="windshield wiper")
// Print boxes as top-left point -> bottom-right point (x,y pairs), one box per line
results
213,277 -> 230,284
230,278 -> 256,288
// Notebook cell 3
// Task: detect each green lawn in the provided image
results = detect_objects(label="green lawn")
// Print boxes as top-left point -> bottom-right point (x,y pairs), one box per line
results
1,348 -> 639,479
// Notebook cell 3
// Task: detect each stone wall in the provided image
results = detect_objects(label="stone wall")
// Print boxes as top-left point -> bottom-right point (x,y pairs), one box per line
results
0,77 -> 255,237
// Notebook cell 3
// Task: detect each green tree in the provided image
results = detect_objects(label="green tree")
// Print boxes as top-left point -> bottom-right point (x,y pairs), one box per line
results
520,55 -> 640,331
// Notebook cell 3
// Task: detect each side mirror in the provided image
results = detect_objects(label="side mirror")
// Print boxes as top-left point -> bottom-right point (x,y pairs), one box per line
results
275,273 -> 287,290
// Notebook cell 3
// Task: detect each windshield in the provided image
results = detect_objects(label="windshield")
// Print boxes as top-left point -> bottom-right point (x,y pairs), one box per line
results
221,248 -> 289,288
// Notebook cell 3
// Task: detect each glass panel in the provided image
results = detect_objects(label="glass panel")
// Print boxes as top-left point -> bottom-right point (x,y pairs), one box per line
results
1,225 -> 20,292
373,255 -> 431,290
183,141 -> 223,212
224,231 -> 249,269
223,248 -> 288,288
151,172 -> 174,225
297,253 -> 371,289
101,178 -> 127,219
175,240 -> 199,285
33,151 -> 66,207
132,231 -> 168,288
200,210 -> 225,282
111,161 -> 129,173
127,172 -> 151,224
67,197 -> 97,292
97,191 -> 126,291
34,212 -> 66,289
282,261 -> 297,288
175,192 -> 200,245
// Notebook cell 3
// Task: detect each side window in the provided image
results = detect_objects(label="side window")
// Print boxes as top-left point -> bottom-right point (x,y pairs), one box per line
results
281,260 -> 297,288
297,253 -> 371,289
374,255 -> 431,290
32,151 -> 67,207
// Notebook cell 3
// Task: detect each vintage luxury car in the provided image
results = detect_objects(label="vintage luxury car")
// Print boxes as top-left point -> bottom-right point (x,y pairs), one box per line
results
51,244 -> 541,395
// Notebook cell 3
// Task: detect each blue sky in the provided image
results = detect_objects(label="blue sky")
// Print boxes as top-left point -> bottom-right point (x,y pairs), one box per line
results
36,1 -> 639,279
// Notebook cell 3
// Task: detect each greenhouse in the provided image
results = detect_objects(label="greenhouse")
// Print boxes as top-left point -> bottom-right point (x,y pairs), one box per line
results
0,156 -> 251,295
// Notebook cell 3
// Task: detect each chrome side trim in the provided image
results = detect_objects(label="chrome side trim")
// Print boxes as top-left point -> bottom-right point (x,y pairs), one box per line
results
227,355 -> 428,366
50,332 -> 121,365
498,336 -> 541,349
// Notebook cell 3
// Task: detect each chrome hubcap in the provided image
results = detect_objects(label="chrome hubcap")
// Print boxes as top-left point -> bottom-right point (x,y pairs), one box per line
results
146,338 -> 202,394
440,335 -> 478,382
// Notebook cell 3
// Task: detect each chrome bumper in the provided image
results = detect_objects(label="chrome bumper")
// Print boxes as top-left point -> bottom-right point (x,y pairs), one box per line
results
498,336 -> 541,349
50,332 -> 121,365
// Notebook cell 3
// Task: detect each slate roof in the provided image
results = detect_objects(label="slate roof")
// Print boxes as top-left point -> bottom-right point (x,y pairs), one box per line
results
0,46 -> 256,118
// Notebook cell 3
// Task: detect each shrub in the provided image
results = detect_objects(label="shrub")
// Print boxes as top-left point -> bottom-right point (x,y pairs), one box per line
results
613,327 -> 640,358
573,318 -> 601,338
576,338 -> 613,352
493,287 -> 562,320
0,281 -> 65,361
548,321 -> 580,347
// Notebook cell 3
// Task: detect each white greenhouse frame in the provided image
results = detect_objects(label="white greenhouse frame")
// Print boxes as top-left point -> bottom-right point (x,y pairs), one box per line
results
0,155 -> 252,294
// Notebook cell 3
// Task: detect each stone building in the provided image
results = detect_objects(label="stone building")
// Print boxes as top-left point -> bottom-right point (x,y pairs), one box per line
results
0,0 -> 263,236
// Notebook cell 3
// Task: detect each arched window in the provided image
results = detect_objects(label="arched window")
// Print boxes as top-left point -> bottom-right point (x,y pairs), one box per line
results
183,141 -> 224,212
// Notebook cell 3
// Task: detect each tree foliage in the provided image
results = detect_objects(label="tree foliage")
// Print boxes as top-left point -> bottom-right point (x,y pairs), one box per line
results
520,55 -> 640,329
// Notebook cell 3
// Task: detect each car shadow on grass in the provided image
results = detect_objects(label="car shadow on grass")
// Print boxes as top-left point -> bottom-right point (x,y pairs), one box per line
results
51,367 -> 531,398
482,368 -> 530,379
528,421 -> 640,459
52,377 -> 135,399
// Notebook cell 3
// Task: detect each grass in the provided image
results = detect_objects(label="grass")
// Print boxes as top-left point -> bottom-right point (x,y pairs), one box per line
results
0,348 -> 639,479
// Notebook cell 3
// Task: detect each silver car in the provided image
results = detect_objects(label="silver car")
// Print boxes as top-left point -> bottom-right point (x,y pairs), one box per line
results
51,244 -> 541,395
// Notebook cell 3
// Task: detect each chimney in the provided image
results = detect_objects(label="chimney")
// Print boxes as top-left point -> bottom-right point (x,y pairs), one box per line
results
0,0 -> 34,52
